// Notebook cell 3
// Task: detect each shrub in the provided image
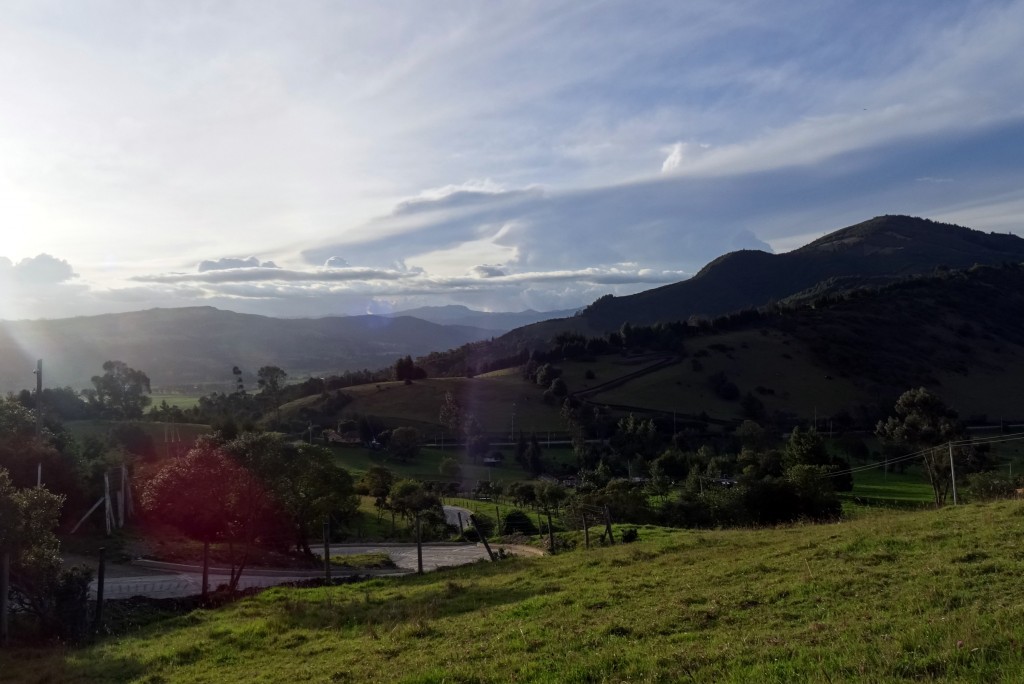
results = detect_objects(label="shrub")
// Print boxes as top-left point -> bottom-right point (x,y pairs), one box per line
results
500,509 -> 539,536
621,528 -> 639,543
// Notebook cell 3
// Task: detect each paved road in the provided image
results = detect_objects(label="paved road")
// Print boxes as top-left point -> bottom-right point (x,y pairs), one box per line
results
88,540 -> 492,600
444,504 -> 474,529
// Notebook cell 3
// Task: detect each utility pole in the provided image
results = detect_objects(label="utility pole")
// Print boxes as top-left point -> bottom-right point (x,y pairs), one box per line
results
1,551 -> 9,646
34,359 -> 42,486
949,442 -> 958,506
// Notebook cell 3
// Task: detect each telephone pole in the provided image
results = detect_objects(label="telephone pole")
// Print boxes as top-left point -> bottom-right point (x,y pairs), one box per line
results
34,360 -> 42,486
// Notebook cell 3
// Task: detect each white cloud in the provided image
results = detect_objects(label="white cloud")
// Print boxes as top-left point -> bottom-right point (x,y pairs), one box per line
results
198,256 -> 280,272
661,143 -> 685,173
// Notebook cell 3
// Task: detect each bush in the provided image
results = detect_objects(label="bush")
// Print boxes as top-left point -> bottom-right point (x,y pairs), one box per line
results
965,471 -> 1019,501
621,528 -> 639,543
468,513 -> 495,538
500,509 -> 539,536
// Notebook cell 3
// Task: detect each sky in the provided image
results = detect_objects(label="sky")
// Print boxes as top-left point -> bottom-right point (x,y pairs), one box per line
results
2,0 -> 1024,320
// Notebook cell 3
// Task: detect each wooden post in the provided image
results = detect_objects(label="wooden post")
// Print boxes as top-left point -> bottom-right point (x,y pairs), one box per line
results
415,514 -> 423,574
604,505 -> 615,545
201,541 -> 210,599
949,442 -> 958,506
470,515 -> 496,561
1,551 -> 9,646
582,513 -> 590,550
94,547 -> 106,634
323,520 -> 332,581
546,509 -> 555,554
457,512 -> 464,537
103,473 -> 112,536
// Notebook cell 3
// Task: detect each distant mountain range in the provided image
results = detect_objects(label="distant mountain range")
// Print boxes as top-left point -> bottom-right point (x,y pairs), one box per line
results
0,308 -> 499,393
4,215 -> 1021,396
500,215 -> 1024,345
386,305 -> 577,331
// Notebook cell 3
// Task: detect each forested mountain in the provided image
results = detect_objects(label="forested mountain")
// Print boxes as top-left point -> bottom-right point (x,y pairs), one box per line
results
499,215 -> 1024,345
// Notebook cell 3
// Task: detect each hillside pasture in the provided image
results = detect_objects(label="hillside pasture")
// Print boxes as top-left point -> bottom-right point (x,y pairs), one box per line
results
331,377 -> 565,434
8,501 -> 1024,682
587,330 -> 866,422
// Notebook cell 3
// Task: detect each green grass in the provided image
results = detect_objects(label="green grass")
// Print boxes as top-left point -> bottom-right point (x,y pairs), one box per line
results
330,446 -> 534,486
8,501 -> 1024,682
327,552 -> 396,570
148,393 -> 202,411
282,376 -> 566,434
846,466 -> 936,505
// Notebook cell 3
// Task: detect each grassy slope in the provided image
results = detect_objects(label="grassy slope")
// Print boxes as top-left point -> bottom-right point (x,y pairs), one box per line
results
587,330 -> 858,421
287,377 -> 566,434
8,501 -> 1024,683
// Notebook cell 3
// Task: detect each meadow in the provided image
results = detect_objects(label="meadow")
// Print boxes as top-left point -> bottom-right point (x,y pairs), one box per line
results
7,500 -> 1024,682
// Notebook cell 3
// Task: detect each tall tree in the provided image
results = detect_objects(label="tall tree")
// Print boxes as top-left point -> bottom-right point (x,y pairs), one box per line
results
256,366 -> 287,423
86,360 -> 151,419
876,387 -> 964,506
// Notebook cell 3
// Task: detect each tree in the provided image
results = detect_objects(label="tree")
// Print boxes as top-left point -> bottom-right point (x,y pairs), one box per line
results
394,356 -> 427,382
226,433 -> 358,556
876,388 -> 964,506
439,456 -> 462,482
86,360 -> 151,419
783,427 -> 852,492
257,366 -> 287,423
141,436 -> 280,592
0,466 -> 67,634
439,391 -> 462,436
388,426 -> 421,461
362,466 -> 395,523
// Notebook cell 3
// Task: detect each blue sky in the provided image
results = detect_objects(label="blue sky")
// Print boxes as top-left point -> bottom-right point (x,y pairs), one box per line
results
1,0 -> 1023,319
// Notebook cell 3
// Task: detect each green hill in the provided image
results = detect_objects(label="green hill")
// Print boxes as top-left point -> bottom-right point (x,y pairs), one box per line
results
8,501 -> 1024,682
405,263 -> 1024,428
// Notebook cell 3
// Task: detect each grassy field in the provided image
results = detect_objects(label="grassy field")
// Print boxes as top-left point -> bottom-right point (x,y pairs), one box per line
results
148,393 -> 202,411
65,420 -> 211,453
282,376 -> 566,434
330,446 -> 537,486
7,500 -> 1024,682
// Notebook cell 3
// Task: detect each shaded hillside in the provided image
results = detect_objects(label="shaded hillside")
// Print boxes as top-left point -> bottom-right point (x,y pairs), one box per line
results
406,264 -> 1024,427
386,305 -> 576,332
506,215 -> 1024,345
0,307 -> 494,392
591,263 -> 1024,424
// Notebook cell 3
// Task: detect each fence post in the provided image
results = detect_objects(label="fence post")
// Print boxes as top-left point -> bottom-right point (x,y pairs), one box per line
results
93,547 -> 106,635
1,551 -> 9,646
323,520 -> 332,581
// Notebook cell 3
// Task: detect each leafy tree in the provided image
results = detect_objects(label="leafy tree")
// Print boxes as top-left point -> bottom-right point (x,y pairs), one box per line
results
141,436 -> 280,592
525,435 -> 544,476
387,479 -> 441,521
362,466 -> 395,523
876,387 -> 965,506
439,456 -> 462,482
257,366 -> 287,422
783,427 -> 852,491
388,426 -> 421,461
0,466 -> 67,633
226,433 -> 358,556
85,360 -> 152,419
439,391 -> 462,435
394,355 -> 427,382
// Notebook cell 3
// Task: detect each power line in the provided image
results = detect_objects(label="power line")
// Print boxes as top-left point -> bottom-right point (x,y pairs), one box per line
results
820,433 -> 1024,479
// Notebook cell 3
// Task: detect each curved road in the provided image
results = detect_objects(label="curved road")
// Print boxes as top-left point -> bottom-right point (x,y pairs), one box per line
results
89,506 -> 489,600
